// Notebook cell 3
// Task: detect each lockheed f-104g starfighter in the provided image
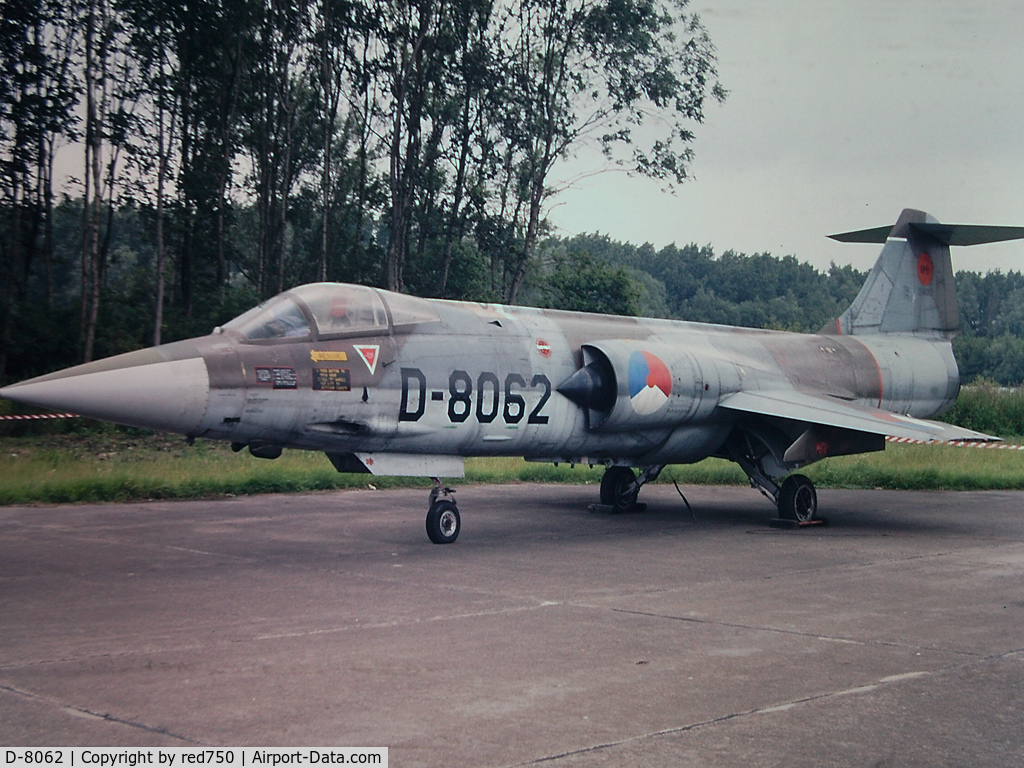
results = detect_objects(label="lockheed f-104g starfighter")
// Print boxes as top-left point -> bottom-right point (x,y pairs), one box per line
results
4,208 -> 1024,543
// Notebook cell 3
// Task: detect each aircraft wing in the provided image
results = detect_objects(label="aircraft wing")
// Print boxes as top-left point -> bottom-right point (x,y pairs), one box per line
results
718,390 -> 999,443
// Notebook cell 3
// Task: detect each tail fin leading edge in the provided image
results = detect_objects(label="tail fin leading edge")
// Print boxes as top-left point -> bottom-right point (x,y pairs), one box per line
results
827,209 -> 1024,337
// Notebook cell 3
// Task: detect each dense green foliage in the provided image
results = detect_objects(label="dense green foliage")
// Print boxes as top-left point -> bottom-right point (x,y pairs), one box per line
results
4,0 -> 1023,389
4,198 -> 1024,384
939,383 -> 1024,437
0,0 -> 726,378
539,233 -> 866,331
951,271 -> 1024,383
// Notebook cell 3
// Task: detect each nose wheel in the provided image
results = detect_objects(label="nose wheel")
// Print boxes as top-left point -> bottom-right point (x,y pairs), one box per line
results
426,479 -> 460,544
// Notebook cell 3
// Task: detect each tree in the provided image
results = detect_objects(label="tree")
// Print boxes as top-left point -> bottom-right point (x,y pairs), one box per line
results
122,0 -> 183,344
78,0 -> 144,361
535,248 -> 639,315
242,0 -> 316,297
0,0 -> 739,382
377,0 -> 443,293
310,0 -> 347,282
426,3 -> 472,294
174,0 -> 252,317
494,0 -> 725,304
0,0 -> 78,375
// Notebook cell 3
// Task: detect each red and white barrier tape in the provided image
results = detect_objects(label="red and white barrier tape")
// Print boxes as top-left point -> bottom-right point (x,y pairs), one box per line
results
0,412 -> 79,421
886,436 -> 1024,450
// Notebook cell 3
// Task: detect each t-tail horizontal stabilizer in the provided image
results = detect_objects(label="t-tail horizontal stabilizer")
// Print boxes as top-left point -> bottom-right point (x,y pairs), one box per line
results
826,209 -> 1024,337
829,223 -> 1024,246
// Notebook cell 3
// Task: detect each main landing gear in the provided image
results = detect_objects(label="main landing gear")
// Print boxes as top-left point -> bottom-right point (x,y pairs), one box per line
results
595,465 -> 664,513
725,426 -> 823,526
596,461 -> 819,524
426,479 -> 460,544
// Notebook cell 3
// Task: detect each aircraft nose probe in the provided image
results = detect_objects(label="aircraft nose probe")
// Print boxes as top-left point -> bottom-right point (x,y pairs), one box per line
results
0,349 -> 211,437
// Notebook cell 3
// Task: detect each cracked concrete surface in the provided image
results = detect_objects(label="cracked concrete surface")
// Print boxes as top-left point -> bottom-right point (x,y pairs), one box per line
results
2,483 -> 1023,766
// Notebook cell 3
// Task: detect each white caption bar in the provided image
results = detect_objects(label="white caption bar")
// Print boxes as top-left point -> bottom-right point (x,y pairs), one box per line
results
2,750 -> 386,768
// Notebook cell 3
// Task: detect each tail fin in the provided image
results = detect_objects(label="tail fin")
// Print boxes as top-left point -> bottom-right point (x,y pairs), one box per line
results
826,209 -> 1024,337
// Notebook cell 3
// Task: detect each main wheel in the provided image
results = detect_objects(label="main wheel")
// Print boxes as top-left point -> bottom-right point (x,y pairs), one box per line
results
600,466 -> 638,512
777,474 -> 817,523
426,500 -> 461,544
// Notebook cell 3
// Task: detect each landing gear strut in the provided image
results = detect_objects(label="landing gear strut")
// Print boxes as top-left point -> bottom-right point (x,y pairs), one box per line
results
426,479 -> 460,544
595,465 -> 664,513
725,426 -> 823,526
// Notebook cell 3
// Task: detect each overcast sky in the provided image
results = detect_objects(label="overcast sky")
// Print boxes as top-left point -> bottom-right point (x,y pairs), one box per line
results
548,0 -> 1024,274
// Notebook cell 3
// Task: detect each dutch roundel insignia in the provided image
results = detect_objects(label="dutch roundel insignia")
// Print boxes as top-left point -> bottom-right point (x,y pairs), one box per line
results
628,351 -> 672,415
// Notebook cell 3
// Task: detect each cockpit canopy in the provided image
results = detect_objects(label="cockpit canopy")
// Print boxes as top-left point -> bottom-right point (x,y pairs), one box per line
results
222,283 -> 439,342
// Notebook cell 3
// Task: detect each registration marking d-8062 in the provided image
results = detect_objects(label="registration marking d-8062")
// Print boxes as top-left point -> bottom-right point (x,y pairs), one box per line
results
400,368 -> 550,425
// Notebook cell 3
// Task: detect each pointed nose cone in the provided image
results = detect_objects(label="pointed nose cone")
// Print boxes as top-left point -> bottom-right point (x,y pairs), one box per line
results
1,350 -> 210,436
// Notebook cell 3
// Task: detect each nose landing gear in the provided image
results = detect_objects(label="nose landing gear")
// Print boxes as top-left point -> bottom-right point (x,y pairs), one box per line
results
426,479 -> 460,544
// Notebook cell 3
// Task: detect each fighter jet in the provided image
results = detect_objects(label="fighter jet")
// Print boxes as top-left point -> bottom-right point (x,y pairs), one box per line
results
3,208 -> 1023,543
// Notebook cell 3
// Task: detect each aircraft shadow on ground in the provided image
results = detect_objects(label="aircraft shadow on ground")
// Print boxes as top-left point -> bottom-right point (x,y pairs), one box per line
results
546,490 -> 991,540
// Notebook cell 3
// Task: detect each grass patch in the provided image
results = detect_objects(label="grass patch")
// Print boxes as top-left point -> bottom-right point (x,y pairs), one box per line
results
804,441 -> 1024,491
3,431 -> 1024,505
0,434 -> 407,505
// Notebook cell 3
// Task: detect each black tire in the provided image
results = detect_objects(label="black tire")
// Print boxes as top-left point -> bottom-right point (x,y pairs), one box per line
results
600,466 -> 637,512
778,474 -> 817,522
426,500 -> 461,544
